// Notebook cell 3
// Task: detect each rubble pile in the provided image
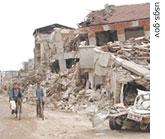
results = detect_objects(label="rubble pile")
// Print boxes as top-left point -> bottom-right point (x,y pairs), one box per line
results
63,31 -> 89,52
101,37 -> 150,65
26,64 -> 112,113
78,8 -> 111,27
63,30 -> 78,52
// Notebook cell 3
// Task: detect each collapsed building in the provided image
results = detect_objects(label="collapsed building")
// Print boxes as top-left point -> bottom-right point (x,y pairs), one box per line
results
97,37 -> 149,105
78,36 -> 150,106
33,24 -> 80,76
78,3 -> 150,45
77,3 -> 150,106
24,3 -> 150,113
26,36 -> 150,113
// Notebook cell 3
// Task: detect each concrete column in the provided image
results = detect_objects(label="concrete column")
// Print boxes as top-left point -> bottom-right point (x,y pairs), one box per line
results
88,32 -> 96,45
55,29 -> 66,72
88,71 -> 94,89
111,69 -> 117,104
40,43 -> 45,65
117,34 -> 125,41
115,82 -> 122,103
111,68 -> 122,104
34,47 -> 37,69
120,83 -> 124,104
58,54 -> 66,72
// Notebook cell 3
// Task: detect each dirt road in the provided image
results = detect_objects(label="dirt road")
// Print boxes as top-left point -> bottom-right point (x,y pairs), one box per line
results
0,95 -> 149,139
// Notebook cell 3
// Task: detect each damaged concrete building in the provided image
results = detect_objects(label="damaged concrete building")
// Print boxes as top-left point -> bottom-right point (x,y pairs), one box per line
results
24,3 -> 150,112
78,3 -> 150,46
33,24 -> 77,75
78,37 -> 150,106
77,3 -> 150,105
22,59 -> 34,72
0,71 -> 19,88
95,37 -> 150,105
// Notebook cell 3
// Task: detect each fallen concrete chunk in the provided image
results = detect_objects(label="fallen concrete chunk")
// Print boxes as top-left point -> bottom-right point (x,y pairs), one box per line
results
114,56 -> 149,77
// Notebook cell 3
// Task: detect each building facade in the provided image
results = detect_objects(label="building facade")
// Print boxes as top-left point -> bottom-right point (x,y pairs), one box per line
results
33,24 -> 75,73
78,3 -> 150,46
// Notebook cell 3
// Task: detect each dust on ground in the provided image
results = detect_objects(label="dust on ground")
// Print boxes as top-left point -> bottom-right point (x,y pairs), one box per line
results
0,95 -> 149,139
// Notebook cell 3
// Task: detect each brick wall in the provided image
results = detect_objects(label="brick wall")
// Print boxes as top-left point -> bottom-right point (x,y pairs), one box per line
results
78,18 -> 150,43
139,18 -> 150,31
109,21 -> 132,34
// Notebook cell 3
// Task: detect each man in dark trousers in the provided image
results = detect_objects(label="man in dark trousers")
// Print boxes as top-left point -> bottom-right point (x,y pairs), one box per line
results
9,82 -> 23,114
35,82 -> 45,117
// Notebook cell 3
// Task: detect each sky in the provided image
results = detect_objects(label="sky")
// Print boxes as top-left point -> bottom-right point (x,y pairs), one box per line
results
0,0 -> 150,71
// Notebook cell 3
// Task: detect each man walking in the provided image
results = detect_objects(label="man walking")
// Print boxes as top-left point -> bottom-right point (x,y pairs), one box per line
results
35,82 -> 45,118
9,82 -> 23,114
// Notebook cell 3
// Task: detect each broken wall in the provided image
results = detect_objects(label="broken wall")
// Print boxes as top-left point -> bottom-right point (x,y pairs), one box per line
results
78,18 -> 150,44
50,28 -> 78,72
79,45 -> 95,69
34,28 -> 75,74
92,37 -> 150,104
34,33 -> 52,71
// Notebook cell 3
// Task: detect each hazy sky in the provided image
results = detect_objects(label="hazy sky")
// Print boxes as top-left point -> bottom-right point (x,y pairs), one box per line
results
0,0 -> 150,71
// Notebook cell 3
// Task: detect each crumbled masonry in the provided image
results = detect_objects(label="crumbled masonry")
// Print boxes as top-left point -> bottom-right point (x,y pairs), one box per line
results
25,36 -> 150,116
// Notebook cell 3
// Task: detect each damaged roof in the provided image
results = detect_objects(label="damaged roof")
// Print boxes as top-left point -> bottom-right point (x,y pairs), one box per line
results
79,3 -> 150,27
33,23 -> 75,35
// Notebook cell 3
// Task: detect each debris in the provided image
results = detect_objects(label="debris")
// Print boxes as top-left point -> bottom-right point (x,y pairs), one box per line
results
25,63 -> 112,114
91,111 -> 110,128
101,37 -> 150,66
